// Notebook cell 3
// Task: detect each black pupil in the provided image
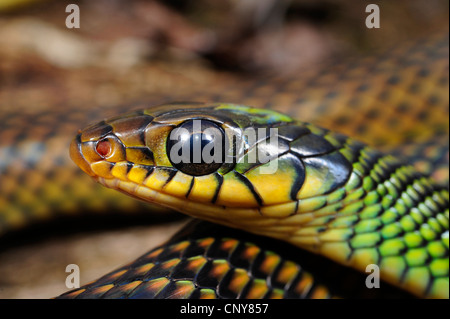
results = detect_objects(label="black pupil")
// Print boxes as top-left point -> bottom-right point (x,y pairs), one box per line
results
167,120 -> 225,176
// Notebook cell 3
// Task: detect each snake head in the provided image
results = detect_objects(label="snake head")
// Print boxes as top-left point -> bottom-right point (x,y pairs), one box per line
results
70,102 -> 354,239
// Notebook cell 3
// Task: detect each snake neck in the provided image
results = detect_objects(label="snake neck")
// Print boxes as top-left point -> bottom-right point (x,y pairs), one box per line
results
280,139 -> 449,299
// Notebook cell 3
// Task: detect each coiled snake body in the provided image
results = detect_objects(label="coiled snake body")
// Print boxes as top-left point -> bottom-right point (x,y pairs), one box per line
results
1,33 -> 449,299
64,102 -> 448,299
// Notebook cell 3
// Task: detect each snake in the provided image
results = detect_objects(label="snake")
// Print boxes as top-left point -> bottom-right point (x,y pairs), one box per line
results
1,31 -> 448,299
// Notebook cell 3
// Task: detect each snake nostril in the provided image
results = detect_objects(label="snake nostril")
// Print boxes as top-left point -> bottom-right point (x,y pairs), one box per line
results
96,139 -> 112,157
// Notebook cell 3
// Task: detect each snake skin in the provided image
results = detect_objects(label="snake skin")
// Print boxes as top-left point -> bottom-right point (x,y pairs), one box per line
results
0,32 -> 448,236
0,32 -> 448,299
58,220 -> 414,299
67,103 -> 449,298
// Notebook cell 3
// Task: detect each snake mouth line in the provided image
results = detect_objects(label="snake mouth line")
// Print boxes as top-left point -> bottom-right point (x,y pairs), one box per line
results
96,176 -> 261,229
93,174 -> 347,255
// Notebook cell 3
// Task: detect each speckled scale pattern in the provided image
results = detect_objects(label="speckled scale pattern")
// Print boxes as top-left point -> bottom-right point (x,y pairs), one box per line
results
303,154 -> 449,298
58,236 -> 333,299
57,222 -> 415,299
269,123 -> 449,298
230,106 -> 449,298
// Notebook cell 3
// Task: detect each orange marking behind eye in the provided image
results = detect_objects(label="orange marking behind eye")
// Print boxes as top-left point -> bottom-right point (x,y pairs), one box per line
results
96,139 -> 112,157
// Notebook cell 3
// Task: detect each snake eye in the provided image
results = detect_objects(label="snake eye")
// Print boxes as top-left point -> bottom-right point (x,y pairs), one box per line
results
96,139 -> 112,158
167,120 -> 225,176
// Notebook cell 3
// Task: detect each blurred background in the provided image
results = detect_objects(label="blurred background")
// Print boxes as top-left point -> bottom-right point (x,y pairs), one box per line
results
0,0 -> 448,298
1,0 -> 448,111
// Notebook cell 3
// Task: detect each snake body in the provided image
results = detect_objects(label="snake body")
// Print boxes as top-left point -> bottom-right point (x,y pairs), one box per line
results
65,103 -> 448,299
1,32 -> 448,299
58,220 -> 416,299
